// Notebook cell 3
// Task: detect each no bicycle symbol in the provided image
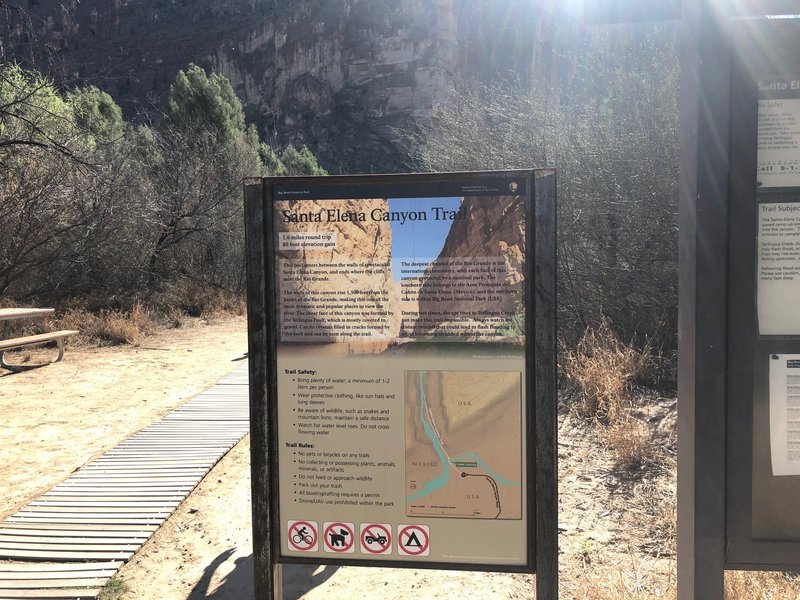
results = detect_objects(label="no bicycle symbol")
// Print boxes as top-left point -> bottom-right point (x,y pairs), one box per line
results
323,521 -> 355,553
397,524 -> 430,557
360,523 -> 392,555
287,520 -> 318,552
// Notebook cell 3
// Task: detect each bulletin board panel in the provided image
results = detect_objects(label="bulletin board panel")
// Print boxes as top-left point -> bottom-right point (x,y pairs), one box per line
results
726,17 -> 800,568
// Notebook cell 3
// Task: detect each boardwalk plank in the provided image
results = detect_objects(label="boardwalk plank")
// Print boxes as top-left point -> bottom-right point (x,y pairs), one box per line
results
0,524 -> 156,532
0,364 -> 248,588
0,572 -> 116,581
29,501 -> 180,508
3,515 -> 169,526
0,562 -> 121,572
0,530 -> 148,540
0,589 -> 101,599
0,548 -> 133,559
0,578 -> 107,589
0,542 -> 139,552
0,535 -> 147,544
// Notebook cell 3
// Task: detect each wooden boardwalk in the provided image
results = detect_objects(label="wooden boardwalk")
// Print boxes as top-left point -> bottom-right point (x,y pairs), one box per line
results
0,364 -> 249,599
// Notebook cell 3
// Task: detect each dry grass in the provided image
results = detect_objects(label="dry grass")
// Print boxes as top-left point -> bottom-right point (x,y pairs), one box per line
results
1,289 -> 245,348
563,320 -> 658,470
562,319 -> 652,423
725,570 -> 800,599
605,416 -> 657,472
57,302 -> 158,346
152,280 -> 247,319
564,550 -> 676,599
558,322 -> 800,599
560,560 -> 800,599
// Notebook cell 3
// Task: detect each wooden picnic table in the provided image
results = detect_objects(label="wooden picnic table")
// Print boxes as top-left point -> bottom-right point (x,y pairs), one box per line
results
0,308 -> 55,335
0,308 -> 77,371
0,308 -> 55,318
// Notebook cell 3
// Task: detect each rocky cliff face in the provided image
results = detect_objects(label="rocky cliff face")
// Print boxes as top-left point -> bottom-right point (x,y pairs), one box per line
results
5,0 -> 575,172
413,195 -> 525,338
275,198 -> 401,342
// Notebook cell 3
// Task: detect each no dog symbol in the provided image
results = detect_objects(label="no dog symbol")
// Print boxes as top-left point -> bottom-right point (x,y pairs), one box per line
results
323,521 -> 355,553
397,524 -> 430,557
360,523 -> 392,555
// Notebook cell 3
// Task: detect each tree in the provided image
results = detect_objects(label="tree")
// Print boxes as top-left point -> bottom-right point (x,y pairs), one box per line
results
146,66 -> 262,297
0,63 -> 79,159
259,143 -> 285,175
415,24 -> 679,351
0,62 -> 328,310
0,64 -> 83,298
164,64 -> 245,144
279,145 -> 327,176
0,65 -> 157,302
259,143 -> 328,176
68,86 -> 125,143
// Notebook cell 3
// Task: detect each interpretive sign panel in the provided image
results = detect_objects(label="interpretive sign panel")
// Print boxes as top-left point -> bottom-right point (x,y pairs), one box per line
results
756,82 -> 800,335
768,354 -> 800,476
244,170 -> 556,582
275,174 -> 530,568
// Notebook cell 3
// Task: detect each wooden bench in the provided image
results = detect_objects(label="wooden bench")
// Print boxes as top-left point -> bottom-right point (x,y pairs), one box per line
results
0,308 -> 79,372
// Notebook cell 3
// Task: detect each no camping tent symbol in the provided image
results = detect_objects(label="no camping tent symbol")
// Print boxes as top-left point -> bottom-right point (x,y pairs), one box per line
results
397,524 -> 430,556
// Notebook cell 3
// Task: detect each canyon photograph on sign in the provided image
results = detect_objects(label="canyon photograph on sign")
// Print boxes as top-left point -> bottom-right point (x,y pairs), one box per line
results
274,193 -> 525,347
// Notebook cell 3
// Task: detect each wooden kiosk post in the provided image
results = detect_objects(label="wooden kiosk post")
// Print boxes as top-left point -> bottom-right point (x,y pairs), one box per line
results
677,2 -> 731,598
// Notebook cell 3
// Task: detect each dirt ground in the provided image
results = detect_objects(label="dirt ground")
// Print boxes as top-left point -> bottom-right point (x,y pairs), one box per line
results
0,317 -> 249,520
0,315 -> 736,599
114,435 -> 535,600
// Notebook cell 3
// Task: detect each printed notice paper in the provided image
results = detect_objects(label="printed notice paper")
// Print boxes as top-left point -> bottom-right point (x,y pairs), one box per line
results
758,98 -> 800,188
757,202 -> 800,335
770,355 -> 800,476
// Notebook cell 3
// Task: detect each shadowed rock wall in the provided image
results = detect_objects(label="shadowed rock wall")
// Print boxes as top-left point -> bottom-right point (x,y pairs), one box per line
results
5,0 -> 574,172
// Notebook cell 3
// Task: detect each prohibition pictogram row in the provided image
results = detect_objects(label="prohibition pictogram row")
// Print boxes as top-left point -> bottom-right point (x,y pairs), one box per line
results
286,520 -> 430,556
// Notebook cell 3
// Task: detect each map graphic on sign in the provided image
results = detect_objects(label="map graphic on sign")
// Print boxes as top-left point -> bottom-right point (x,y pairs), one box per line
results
405,370 -> 522,519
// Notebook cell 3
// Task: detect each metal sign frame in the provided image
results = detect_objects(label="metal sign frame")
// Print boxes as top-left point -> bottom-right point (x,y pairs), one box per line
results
678,7 -> 800,600
244,170 -> 557,599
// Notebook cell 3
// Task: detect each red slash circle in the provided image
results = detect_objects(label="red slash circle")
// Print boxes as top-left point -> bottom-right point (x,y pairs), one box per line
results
360,523 -> 392,554
287,521 -> 317,551
398,525 -> 430,556
324,522 -> 355,552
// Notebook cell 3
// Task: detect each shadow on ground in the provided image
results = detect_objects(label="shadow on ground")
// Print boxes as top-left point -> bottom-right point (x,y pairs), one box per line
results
188,550 -> 339,599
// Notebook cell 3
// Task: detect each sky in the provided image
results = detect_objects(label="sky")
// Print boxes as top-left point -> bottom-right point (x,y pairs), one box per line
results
388,196 -> 461,280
